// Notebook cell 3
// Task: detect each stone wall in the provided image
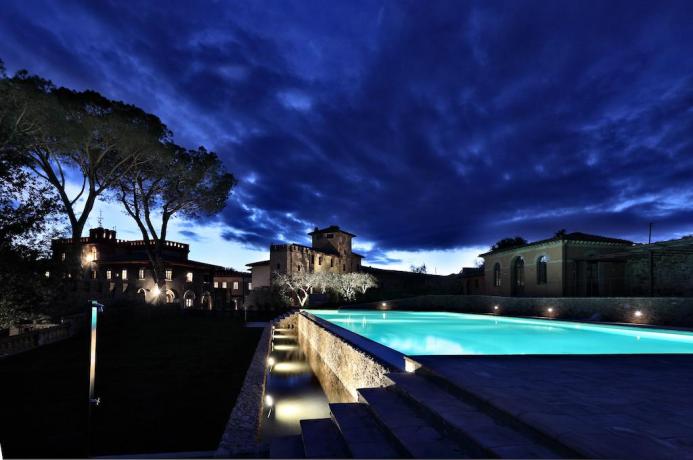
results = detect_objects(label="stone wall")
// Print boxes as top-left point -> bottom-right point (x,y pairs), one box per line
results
0,319 -> 83,358
297,313 -> 391,401
626,252 -> 693,297
348,295 -> 693,327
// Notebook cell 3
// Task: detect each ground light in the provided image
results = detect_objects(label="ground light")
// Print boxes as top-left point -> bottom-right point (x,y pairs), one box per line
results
634,310 -> 643,318
265,394 -> 274,418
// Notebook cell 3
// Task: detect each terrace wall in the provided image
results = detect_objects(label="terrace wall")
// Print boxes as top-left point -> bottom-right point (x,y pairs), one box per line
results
346,295 -> 693,328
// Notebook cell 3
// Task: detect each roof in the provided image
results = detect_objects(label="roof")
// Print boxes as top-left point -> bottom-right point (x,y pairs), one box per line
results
352,252 -> 364,258
308,225 -> 356,237
246,260 -> 270,267
479,232 -> 634,257
215,268 -> 251,277
271,243 -> 341,256
89,256 -> 222,270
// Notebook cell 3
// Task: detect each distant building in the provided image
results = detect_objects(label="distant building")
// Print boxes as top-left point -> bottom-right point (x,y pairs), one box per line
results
51,226 -> 251,308
213,269 -> 252,310
479,232 -> 693,297
459,267 -> 485,295
247,225 -> 364,287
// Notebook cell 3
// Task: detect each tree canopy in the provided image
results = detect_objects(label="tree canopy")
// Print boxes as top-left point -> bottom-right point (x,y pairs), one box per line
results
490,236 -> 528,252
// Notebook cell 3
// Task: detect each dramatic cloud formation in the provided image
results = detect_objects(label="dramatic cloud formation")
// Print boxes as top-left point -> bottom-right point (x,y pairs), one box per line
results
1,0 -> 692,271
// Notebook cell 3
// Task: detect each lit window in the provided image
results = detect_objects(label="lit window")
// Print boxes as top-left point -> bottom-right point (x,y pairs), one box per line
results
537,256 -> 548,285
122,269 -> 128,280
214,281 -> 219,288
61,253 -> 66,261
186,272 -> 193,282
493,263 -> 501,287
139,268 -> 145,280
233,281 -> 239,290
91,270 -> 97,279
185,298 -> 193,307
44,271 -> 50,278
248,282 -> 253,290
165,269 -> 173,281
91,247 -> 97,261
222,281 -> 227,288
106,270 -> 112,280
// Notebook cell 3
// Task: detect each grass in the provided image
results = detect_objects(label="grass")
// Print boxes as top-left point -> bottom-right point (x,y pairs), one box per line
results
0,306 -> 264,457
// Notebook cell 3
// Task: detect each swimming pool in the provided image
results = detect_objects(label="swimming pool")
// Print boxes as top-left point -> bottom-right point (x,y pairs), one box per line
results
308,310 -> 693,355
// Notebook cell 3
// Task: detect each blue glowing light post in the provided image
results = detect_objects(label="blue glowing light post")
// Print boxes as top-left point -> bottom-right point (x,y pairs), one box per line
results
87,300 -> 103,455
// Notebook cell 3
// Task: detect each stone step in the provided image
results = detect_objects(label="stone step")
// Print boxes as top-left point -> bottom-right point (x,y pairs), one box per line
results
270,435 -> 305,459
329,403 -> 406,459
357,387 -> 472,458
387,372 -> 566,458
300,418 -> 351,459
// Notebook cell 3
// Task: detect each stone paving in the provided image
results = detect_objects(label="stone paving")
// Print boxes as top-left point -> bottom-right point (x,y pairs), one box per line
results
413,354 -> 693,459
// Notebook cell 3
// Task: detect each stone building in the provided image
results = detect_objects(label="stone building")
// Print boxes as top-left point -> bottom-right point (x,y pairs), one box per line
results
247,225 -> 364,287
51,226 -> 251,308
479,232 -> 693,298
480,232 -> 634,297
213,269 -> 252,310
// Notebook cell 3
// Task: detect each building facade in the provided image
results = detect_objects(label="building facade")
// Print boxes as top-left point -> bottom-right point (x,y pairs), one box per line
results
213,269 -> 252,310
247,225 -> 364,286
51,226 -> 251,308
480,232 -> 634,297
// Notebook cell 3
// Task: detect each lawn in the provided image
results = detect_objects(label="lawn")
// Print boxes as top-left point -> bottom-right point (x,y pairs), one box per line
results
0,307 -> 263,457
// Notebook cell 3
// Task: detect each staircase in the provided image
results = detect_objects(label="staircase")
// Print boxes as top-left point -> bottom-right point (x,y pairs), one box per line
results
270,369 -> 580,459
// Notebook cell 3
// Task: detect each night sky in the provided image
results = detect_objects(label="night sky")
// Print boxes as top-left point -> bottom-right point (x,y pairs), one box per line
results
2,0 -> 692,273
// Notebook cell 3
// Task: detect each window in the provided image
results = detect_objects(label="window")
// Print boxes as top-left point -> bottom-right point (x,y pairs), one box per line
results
248,282 -> 253,290
165,269 -> 173,281
330,258 -> 334,267
186,272 -> 193,282
493,263 -> 501,287
139,268 -> 145,280
121,269 -> 128,280
90,247 -> 97,261
185,298 -> 193,307
106,269 -> 112,280
233,281 -> 239,290
61,253 -> 66,261
222,281 -> 227,288
214,281 -> 219,288
297,264 -> 301,272
326,233 -> 334,239
537,256 -> 548,285
91,270 -> 97,279
276,263 -> 281,270
318,256 -> 323,265
343,264 -> 346,271
44,271 -> 50,278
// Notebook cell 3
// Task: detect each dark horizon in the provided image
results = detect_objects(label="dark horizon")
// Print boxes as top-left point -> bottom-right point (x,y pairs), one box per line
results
1,0 -> 692,271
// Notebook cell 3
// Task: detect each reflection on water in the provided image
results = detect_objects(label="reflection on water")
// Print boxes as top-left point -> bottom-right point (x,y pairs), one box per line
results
259,327 -> 350,441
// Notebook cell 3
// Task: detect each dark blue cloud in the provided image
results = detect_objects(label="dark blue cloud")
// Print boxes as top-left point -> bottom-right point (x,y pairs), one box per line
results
2,0 -> 692,261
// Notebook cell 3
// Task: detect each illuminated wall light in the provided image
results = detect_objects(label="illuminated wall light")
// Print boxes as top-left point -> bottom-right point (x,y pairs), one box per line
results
493,305 -> 499,311
264,394 -> 274,407
381,302 -> 387,307
267,356 -> 276,367
634,310 -> 643,318
547,307 -> 554,314
404,358 -> 421,373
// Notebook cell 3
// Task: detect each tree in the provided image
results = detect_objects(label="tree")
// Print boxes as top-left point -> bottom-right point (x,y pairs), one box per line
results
410,263 -> 427,274
554,229 -> 567,238
116,145 -> 236,296
274,272 -> 318,307
1,69 -> 169,245
354,272 -> 378,294
490,236 -> 528,252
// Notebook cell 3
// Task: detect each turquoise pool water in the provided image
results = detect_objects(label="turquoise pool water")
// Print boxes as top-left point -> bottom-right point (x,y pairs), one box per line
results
308,310 -> 693,355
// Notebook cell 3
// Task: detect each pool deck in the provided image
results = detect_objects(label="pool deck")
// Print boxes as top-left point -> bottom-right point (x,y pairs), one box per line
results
412,354 -> 693,459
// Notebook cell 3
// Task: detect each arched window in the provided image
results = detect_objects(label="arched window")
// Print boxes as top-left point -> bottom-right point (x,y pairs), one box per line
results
537,256 -> 548,285
514,257 -> 525,287
493,263 -> 501,287
183,290 -> 196,308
